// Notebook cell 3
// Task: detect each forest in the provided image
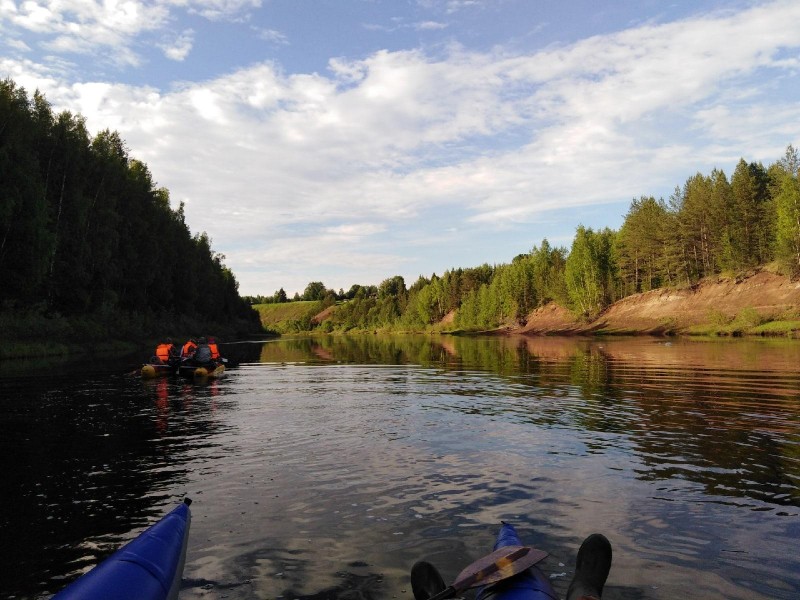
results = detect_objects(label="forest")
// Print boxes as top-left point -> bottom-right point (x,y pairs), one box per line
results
4,76 -> 800,343
0,79 -> 259,350
249,145 -> 800,334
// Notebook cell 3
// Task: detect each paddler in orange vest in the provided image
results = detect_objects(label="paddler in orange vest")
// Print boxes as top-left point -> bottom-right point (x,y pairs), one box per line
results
154,338 -> 179,364
181,338 -> 198,359
208,337 -> 220,360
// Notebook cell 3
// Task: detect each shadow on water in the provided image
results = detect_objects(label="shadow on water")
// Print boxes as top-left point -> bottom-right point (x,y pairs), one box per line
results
0,370 -> 233,595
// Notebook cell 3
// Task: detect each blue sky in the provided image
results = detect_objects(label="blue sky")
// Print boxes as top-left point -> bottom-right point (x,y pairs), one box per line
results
2,1 -> 800,296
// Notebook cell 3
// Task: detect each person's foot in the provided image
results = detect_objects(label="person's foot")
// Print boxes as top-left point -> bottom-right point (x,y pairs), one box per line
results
411,560 -> 446,600
565,534 -> 612,600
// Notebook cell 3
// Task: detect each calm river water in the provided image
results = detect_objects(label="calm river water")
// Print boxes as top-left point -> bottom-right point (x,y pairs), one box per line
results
1,335 -> 799,600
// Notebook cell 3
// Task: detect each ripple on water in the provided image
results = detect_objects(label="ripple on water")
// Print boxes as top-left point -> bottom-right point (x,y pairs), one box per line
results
2,337 -> 800,599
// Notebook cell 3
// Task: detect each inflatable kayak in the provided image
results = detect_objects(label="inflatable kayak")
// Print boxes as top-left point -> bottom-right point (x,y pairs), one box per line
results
194,363 -> 225,379
53,499 -> 192,600
476,523 -> 558,600
179,361 -> 225,379
141,363 -> 178,378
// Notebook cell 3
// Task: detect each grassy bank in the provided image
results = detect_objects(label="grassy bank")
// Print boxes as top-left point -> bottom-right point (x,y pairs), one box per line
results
684,308 -> 800,337
253,301 -> 321,334
250,298 -> 800,340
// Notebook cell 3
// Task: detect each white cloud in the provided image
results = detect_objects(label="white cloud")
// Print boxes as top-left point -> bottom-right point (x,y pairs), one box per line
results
254,26 -> 288,45
445,0 -> 483,14
5,37 -> 30,51
416,0 -> 485,14
1,0 -> 168,66
415,20 -> 447,31
4,0 -> 800,294
185,0 -> 261,21
324,223 -> 388,238
0,0 -> 259,64
161,29 -> 194,61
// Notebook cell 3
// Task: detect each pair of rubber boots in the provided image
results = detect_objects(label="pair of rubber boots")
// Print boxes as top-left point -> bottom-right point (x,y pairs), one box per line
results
410,533 -> 612,600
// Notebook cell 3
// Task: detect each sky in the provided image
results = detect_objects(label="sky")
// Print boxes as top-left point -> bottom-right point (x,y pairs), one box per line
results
2,1 -> 800,297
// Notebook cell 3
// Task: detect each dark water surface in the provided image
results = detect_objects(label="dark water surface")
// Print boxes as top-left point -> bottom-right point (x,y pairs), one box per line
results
1,336 -> 799,599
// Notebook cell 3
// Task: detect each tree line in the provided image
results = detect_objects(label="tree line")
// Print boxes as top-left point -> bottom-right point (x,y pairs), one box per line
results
257,145 -> 800,332
0,79 -> 259,338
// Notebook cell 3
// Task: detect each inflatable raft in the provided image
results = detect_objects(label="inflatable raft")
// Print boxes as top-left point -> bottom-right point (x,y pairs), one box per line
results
141,363 -> 178,378
179,361 -> 225,379
476,523 -> 558,600
53,499 -> 192,600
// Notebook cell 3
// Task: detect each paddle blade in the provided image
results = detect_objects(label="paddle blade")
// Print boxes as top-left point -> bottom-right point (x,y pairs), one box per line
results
452,545 -> 548,591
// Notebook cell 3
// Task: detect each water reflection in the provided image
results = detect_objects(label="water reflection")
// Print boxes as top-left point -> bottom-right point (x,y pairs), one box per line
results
0,364 -> 239,596
256,335 -> 800,510
1,335 -> 798,599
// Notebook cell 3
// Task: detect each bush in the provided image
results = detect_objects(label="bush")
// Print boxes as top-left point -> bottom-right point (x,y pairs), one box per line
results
707,309 -> 732,326
733,306 -> 764,329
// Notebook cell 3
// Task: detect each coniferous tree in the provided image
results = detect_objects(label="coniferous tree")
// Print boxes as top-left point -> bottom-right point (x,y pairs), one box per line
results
0,80 -> 258,331
729,159 -> 770,268
0,81 -> 50,305
674,173 -> 717,280
616,196 -> 670,294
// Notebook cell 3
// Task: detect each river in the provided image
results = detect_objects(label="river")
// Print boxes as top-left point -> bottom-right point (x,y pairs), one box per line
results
1,335 -> 798,599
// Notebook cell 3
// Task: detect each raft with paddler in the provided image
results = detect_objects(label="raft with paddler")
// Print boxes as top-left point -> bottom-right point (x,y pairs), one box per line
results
141,336 -> 226,379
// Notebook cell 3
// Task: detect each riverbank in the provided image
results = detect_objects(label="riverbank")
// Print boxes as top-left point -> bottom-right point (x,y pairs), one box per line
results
254,270 -> 800,339
514,270 -> 800,337
0,308 -> 265,360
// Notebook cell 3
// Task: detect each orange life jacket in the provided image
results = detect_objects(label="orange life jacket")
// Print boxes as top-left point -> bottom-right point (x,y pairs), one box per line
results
156,343 -> 173,362
182,340 -> 197,356
209,342 -> 220,359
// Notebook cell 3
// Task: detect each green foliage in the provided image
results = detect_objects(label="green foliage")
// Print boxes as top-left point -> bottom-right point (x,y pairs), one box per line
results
615,197 -> 672,294
565,226 -> 618,318
303,281 -> 329,301
296,145 -> 796,334
689,306 -> 769,336
254,301 -> 321,333
672,173 -> 718,281
733,306 -> 764,329
0,79 -> 259,334
11,77 -> 793,340
726,160 -> 772,269
749,319 -> 800,336
774,150 -> 800,277
707,309 -> 733,326
530,240 -> 569,306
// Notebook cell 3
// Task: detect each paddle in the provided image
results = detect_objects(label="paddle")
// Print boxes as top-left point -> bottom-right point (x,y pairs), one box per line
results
421,545 -> 548,600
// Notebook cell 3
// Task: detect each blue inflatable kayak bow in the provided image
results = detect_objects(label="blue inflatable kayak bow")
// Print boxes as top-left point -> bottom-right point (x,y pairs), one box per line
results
420,523 -> 552,600
53,499 -> 192,600
476,523 -> 558,600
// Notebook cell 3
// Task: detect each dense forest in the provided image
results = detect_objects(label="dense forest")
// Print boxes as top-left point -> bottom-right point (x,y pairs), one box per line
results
249,145 -> 800,333
4,77 -> 799,343
0,79 -> 259,346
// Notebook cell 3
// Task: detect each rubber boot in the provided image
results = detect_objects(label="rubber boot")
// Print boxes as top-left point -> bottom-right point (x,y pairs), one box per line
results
565,534 -> 612,600
411,561 -> 446,600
